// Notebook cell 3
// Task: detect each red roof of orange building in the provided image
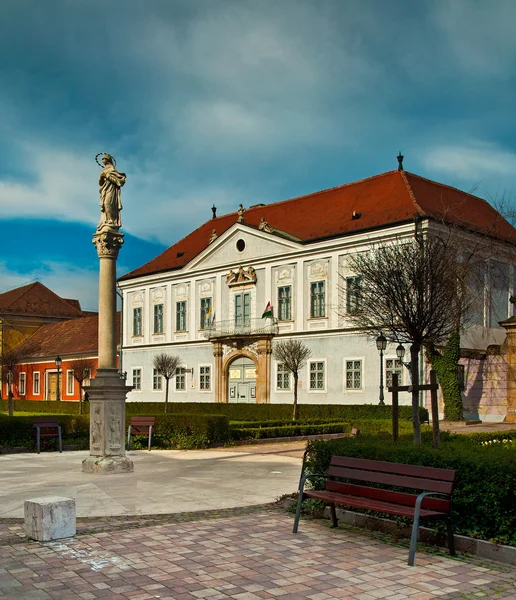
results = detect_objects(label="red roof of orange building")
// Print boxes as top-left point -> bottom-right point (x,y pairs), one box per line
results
16,313 -> 120,359
0,282 -> 82,318
120,170 -> 516,281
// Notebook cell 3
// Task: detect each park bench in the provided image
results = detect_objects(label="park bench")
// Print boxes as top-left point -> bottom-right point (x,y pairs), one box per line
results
32,418 -> 63,454
293,456 -> 456,566
127,416 -> 155,451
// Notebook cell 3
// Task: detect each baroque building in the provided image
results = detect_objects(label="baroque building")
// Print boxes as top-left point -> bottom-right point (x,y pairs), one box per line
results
118,167 -> 516,420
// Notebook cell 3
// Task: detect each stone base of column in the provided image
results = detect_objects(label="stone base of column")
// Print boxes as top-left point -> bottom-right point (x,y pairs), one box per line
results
504,414 -> 516,423
82,455 -> 134,474
81,368 -> 134,474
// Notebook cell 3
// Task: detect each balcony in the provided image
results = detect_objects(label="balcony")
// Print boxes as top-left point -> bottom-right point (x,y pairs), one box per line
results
203,317 -> 279,340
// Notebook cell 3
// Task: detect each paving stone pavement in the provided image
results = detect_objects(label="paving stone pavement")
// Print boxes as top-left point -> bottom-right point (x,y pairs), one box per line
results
1,506 -> 515,600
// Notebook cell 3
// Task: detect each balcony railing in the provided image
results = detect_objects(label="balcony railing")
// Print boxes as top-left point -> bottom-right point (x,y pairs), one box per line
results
203,317 -> 279,339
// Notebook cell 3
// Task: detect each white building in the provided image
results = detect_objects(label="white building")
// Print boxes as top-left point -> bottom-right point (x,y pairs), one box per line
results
118,166 -> 516,419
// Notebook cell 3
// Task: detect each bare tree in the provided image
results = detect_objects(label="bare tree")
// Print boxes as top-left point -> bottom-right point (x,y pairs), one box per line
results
343,235 -> 472,444
153,353 -> 182,413
272,339 -> 312,421
69,358 -> 96,414
0,340 -> 39,416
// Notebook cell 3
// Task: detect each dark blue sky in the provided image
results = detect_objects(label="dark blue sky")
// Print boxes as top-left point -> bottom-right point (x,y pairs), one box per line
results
1,0 -> 516,310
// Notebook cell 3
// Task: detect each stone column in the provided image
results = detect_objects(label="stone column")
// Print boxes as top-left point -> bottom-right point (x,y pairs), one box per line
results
82,229 -> 134,474
213,342 -> 224,402
256,338 -> 272,404
501,316 -> 516,423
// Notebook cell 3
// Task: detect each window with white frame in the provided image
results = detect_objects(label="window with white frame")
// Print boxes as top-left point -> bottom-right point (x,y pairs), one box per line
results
133,307 -> 143,336
346,276 -> 362,314
33,372 -> 40,395
153,368 -> 163,391
153,303 -> 164,334
200,297 -> 212,330
176,301 -> 187,331
84,369 -> 91,386
385,358 -> 403,388
67,370 -> 74,395
19,373 -> 26,395
277,363 -> 291,390
132,368 -> 142,390
176,367 -> 186,391
234,292 -> 251,326
310,281 -> 325,318
278,286 -> 292,321
309,361 -> 325,390
345,360 -> 362,390
199,366 -> 211,391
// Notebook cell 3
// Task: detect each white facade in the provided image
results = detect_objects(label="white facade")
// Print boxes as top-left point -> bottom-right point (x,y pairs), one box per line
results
118,218 -> 513,414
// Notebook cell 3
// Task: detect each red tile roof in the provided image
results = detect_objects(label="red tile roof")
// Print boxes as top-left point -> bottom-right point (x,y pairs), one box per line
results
120,170 -> 516,281
0,282 -> 82,318
16,313 -> 120,359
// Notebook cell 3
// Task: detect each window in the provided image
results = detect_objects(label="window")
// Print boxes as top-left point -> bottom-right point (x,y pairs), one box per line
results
200,298 -> 212,330
310,281 -> 325,318
200,366 -> 211,391
176,367 -> 186,391
19,373 -> 26,395
84,369 -> 91,386
277,363 -> 291,390
33,372 -> 40,395
176,301 -> 187,331
153,303 -> 164,334
235,292 -> 251,326
309,361 -> 325,390
385,358 -> 403,388
457,364 -> 466,392
278,286 -> 292,321
67,370 -> 74,395
346,276 -> 362,314
133,307 -> 143,336
153,368 -> 163,391
345,360 -> 362,390
132,368 -> 142,391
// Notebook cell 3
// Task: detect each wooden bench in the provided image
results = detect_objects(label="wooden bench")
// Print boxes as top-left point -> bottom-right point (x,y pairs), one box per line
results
33,418 -> 63,454
293,456 -> 456,566
127,417 -> 155,451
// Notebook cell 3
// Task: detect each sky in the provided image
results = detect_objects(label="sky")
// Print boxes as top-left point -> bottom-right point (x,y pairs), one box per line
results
1,0 -> 516,311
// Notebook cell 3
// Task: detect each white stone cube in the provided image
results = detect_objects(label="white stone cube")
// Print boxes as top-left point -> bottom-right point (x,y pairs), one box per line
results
24,496 -> 76,541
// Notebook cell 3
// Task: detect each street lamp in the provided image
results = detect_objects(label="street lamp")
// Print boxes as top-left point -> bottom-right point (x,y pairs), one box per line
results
376,332 -> 387,406
55,355 -> 62,401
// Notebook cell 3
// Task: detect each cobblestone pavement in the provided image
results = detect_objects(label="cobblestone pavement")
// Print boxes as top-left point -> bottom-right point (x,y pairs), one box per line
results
1,506 -> 515,600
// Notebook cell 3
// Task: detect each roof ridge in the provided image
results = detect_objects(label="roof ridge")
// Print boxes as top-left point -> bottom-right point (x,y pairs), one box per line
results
4,282 -> 38,310
399,171 -> 428,217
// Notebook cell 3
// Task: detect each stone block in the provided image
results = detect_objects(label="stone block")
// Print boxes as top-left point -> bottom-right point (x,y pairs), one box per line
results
24,496 -> 76,541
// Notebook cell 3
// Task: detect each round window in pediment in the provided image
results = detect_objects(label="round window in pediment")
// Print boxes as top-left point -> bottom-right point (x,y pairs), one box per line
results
236,239 -> 246,252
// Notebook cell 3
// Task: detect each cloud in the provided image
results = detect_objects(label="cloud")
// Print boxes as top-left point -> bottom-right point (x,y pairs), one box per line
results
422,141 -> 516,180
0,261 -> 99,312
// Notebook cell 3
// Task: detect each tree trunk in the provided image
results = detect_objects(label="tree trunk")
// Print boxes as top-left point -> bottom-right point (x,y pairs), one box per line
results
293,373 -> 299,421
410,343 -> 421,445
164,377 -> 169,414
8,388 -> 13,417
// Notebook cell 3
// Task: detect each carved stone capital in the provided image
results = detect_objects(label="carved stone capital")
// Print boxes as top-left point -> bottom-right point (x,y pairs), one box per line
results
93,229 -> 124,258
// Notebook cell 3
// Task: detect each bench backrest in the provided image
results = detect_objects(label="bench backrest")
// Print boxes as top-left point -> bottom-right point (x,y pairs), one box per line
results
130,416 -> 155,433
327,456 -> 456,512
33,418 -> 59,429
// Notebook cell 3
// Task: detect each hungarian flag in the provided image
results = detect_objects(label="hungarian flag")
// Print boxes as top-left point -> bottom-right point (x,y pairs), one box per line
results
262,301 -> 273,319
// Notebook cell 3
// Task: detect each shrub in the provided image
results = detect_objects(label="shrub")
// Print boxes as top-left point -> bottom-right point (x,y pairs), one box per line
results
0,415 -> 89,449
302,434 -> 516,546
231,422 -> 348,440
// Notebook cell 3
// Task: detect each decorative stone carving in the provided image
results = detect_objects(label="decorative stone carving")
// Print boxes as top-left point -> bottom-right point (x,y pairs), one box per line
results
226,265 -> 257,287
278,268 -> 292,281
237,204 -> 245,223
176,285 -> 187,297
309,261 -> 328,278
91,404 -> 102,450
92,230 -> 124,259
96,153 -> 126,231
200,281 -> 213,294
152,288 -> 164,300
133,293 -> 143,304
209,229 -> 218,243
107,405 -> 121,451
258,218 -> 274,233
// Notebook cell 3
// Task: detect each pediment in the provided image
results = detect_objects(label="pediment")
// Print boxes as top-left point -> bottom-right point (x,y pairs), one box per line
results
185,225 -> 301,272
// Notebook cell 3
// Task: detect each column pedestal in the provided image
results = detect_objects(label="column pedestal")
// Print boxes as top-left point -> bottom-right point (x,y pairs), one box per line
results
500,316 -> 516,423
82,369 -> 134,474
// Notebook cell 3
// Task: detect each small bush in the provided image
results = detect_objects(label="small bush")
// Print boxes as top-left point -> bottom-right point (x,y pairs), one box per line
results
0,415 -> 89,449
231,422 -> 348,440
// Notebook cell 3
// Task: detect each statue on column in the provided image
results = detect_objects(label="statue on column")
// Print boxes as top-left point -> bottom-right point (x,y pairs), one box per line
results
96,153 -> 126,230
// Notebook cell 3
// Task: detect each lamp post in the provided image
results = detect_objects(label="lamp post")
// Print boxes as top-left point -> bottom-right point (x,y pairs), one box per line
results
376,332 -> 387,406
55,355 -> 62,401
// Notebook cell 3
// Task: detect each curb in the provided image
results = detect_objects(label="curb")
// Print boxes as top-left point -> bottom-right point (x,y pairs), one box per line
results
283,498 -> 516,566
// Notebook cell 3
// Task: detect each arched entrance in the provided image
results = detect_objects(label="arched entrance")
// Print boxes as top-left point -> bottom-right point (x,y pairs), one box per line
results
228,356 -> 257,402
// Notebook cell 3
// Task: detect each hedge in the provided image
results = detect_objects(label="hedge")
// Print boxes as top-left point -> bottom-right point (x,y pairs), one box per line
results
0,415 -> 90,449
0,399 -> 429,423
230,417 -> 347,429
302,432 -> 516,546
231,422 -> 349,440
